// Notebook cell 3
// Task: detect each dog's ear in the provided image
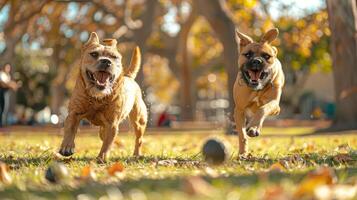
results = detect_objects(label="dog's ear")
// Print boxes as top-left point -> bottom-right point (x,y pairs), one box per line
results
271,46 -> 278,56
261,28 -> 279,44
102,38 -> 118,48
235,28 -> 253,48
85,32 -> 99,46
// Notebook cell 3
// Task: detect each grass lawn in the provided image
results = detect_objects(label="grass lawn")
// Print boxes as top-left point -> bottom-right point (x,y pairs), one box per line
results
0,127 -> 356,200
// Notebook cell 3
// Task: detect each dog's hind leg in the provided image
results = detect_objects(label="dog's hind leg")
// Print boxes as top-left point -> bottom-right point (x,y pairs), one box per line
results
129,96 -> 147,156
97,124 -> 118,163
99,126 -> 105,141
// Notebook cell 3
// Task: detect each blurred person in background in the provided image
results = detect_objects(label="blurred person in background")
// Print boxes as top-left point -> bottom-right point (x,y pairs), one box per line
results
157,108 -> 173,127
0,64 -> 19,127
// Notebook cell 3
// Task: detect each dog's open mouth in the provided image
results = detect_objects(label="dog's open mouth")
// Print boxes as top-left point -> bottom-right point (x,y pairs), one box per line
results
244,69 -> 268,85
86,70 -> 115,90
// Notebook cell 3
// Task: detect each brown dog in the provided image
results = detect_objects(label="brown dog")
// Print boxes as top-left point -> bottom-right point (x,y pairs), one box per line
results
233,28 -> 284,155
58,32 -> 147,163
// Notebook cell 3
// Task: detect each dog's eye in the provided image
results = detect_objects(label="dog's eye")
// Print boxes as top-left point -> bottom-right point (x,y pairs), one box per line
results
90,52 -> 99,58
243,51 -> 253,59
109,54 -> 119,59
262,53 -> 271,60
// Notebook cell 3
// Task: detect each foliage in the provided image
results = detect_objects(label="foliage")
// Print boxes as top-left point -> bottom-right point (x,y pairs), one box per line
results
13,47 -> 50,111
0,0 -> 333,114
277,11 -> 331,74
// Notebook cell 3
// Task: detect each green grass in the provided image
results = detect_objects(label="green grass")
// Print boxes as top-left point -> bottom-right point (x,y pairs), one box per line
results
0,127 -> 356,200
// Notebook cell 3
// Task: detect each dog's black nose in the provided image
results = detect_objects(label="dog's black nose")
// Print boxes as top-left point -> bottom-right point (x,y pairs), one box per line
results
252,58 -> 263,66
99,58 -> 112,69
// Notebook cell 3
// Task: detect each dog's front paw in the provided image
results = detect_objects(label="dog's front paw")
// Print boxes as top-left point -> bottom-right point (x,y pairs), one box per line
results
59,142 -> 75,157
96,155 -> 108,164
246,126 -> 260,137
96,157 -> 106,164
96,152 -> 109,164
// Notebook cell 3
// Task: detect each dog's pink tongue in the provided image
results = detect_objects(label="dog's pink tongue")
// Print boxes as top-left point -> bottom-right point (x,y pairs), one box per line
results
248,70 -> 260,81
95,72 -> 110,84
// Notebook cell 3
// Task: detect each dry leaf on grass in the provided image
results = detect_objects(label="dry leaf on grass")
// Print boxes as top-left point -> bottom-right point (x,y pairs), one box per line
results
114,139 -> 124,148
333,153 -> 353,164
107,162 -> 125,176
269,161 -> 287,172
335,143 -> 351,154
303,142 -> 316,152
288,154 -> 305,164
294,167 -> 337,198
157,159 -> 178,166
0,161 -> 12,184
263,185 -> 290,200
80,166 -> 97,181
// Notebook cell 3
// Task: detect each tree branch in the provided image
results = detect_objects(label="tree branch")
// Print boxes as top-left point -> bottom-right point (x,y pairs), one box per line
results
5,0 -> 50,31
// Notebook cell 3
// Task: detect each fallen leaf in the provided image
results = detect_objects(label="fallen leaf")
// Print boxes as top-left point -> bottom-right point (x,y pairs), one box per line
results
352,138 -> 357,145
333,153 -> 352,164
303,142 -> 316,152
80,165 -> 96,181
263,185 -> 289,200
333,138 -> 340,144
114,139 -> 124,148
294,167 -> 337,198
157,159 -> 178,166
286,154 -> 305,167
0,162 -> 12,184
289,146 -> 304,154
269,162 -> 286,172
180,146 -> 191,152
107,162 -> 125,176
335,143 -> 350,154
261,138 -> 270,145
238,153 -> 255,161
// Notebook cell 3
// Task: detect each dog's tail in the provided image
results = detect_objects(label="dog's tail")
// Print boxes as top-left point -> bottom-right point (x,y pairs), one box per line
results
125,46 -> 141,79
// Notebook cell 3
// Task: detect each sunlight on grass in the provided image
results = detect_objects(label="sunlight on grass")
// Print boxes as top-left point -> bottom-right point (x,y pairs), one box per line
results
0,128 -> 356,199
263,126 -> 316,136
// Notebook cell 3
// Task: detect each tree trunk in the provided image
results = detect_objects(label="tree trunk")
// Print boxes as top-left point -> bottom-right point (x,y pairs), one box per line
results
327,0 -> 357,130
130,0 -> 158,126
178,10 -> 197,121
195,0 -> 239,117
133,0 -> 158,88
50,84 -> 66,115
49,42 -> 62,115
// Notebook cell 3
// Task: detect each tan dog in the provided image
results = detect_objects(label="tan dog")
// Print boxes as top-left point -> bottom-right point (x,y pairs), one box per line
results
59,32 -> 147,163
233,28 -> 284,155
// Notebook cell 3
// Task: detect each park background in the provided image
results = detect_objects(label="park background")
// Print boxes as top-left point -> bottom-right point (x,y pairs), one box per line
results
0,1 -> 357,200
1,0 -> 354,131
